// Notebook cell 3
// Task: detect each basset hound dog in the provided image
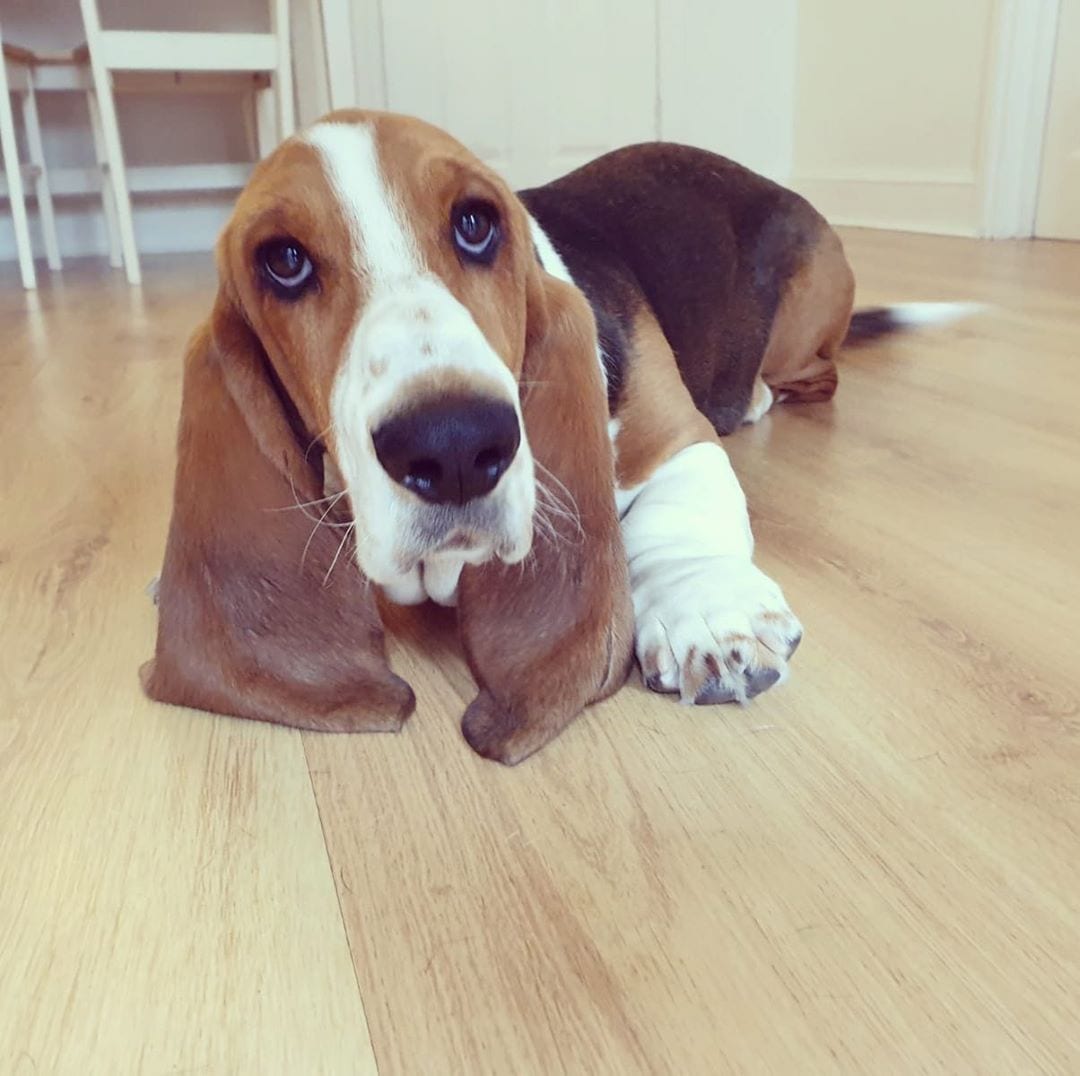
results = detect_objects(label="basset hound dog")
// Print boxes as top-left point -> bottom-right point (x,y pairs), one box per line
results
143,110 -> 966,764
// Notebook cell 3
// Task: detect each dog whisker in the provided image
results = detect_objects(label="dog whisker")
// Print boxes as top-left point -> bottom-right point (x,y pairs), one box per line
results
282,469 -> 351,528
301,492 -> 349,569
323,522 -> 356,587
533,461 -> 584,547
267,490 -> 346,515
305,422 -> 336,463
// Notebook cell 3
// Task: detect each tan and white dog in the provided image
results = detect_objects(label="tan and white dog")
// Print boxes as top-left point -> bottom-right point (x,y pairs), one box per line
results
143,110 -> 967,763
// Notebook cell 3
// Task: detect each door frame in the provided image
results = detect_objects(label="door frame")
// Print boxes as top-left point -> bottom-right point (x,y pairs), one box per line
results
979,0 -> 1061,238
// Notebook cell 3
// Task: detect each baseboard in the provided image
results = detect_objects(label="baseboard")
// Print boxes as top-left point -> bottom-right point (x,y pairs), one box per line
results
790,173 -> 981,237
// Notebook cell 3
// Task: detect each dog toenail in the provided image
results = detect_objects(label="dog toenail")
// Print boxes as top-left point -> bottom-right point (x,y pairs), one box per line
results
745,667 -> 781,698
694,678 -> 739,705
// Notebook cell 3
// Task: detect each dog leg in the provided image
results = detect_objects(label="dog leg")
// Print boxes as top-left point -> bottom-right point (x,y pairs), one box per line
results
619,441 -> 803,704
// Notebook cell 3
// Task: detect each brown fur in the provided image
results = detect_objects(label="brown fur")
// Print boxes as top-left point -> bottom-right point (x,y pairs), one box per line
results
520,143 -> 855,446
359,112 -> 534,381
759,225 -> 855,402
615,304 -> 718,488
212,138 -> 361,440
457,279 -> 633,764
141,309 -> 414,732
144,110 -> 633,763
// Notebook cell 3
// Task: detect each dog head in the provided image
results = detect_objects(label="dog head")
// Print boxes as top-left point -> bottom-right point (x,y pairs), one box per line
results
144,111 -> 632,762
214,111 -> 571,601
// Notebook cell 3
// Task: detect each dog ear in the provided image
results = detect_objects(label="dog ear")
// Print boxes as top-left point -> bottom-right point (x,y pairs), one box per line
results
456,274 -> 634,764
141,289 -> 414,732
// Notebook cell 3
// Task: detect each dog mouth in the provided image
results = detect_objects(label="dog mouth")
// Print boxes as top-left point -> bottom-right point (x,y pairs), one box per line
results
434,528 -> 480,553
348,465 -> 537,592
394,534 -> 505,575
392,517 -> 532,577
406,498 -> 519,559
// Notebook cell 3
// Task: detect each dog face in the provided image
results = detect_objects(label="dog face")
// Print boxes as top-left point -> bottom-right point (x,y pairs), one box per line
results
216,112 -> 544,603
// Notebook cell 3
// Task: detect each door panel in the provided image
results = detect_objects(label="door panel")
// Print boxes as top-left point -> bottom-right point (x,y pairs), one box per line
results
378,0 -> 656,188
535,0 -> 657,181
380,0 -> 518,174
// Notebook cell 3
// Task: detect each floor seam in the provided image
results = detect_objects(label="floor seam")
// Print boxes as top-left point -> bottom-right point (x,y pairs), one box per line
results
301,732 -> 387,1076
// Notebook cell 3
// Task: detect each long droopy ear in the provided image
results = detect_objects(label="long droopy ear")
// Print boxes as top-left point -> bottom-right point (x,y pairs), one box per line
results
142,290 -> 414,732
456,275 -> 634,764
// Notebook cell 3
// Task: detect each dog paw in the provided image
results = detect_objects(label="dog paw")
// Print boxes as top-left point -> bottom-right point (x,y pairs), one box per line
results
633,556 -> 802,705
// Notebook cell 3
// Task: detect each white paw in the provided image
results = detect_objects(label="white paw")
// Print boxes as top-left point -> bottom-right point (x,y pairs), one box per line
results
632,556 -> 803,705
741,378 -> 774,425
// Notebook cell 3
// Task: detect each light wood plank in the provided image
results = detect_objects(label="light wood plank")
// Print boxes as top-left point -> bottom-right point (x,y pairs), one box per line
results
0,264 -> 377,1075
306,230 -> 1080,1074
2,228 -> 1078,1074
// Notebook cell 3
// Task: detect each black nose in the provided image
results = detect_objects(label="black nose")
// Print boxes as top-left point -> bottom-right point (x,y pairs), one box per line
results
372,395 -> 521,506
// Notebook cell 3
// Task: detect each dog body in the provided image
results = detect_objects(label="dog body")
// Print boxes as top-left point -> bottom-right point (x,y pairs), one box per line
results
521,142 -> 854,436
144,111 -> 851,763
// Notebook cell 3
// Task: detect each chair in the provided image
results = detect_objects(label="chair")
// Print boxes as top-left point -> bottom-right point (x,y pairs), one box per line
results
77,0 -> 294,286
1,29 -> 63,290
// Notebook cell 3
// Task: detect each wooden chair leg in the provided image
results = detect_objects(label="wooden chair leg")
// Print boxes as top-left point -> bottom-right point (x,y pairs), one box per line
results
20,75 -> 61,271
0,54 -> 36,288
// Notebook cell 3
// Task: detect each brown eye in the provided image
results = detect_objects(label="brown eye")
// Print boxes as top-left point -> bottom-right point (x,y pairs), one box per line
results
258,238 -> 315,297
452,201 -> 499,263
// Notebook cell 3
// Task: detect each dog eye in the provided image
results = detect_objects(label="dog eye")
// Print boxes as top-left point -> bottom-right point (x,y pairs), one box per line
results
451,201 -> 499,263
258,238 -> 316,297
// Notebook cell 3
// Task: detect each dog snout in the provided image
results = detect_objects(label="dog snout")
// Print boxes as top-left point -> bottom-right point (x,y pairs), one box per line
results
372,394 -> 521,506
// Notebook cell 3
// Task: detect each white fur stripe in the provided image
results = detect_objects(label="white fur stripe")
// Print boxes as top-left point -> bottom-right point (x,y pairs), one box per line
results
305,121 -> 422,280
884,301 -> 986,327
528,215 -> 574,284
528,213 -> 610,406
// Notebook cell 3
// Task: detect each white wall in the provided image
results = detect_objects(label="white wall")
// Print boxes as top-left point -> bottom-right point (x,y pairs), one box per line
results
791,0 -> 997,235
659,0 -> 797,182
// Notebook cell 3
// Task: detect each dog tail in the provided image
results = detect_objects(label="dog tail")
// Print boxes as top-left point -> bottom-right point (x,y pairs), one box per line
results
845,302 -> 985,346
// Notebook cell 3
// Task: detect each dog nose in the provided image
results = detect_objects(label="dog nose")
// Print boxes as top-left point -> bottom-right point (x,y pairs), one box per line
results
372,395 -> 521,506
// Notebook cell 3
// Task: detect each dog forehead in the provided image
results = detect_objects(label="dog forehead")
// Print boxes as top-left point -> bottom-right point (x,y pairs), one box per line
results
304,114 -> 500,281
223,138 -> 346,263
302,119 -> 421,282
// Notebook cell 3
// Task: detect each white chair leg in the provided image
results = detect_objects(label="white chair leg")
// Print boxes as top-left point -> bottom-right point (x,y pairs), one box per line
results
20,76 -> 61,271
0,58 -> 36,288
272,0 -> 295,139
242,85 -> 260,161
85,87 -> 123,269
255,84 -> 278,158
80,0 -> 141,285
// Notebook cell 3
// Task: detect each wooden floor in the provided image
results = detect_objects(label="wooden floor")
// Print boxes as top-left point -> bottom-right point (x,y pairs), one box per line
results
2,229 -> 1079,1074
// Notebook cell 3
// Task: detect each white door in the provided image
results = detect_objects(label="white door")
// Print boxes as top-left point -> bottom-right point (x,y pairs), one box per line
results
521,0 -> 658,184
335,0 -> 796,191
1036,0 -> 1080,239
377,0 -> 657,188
